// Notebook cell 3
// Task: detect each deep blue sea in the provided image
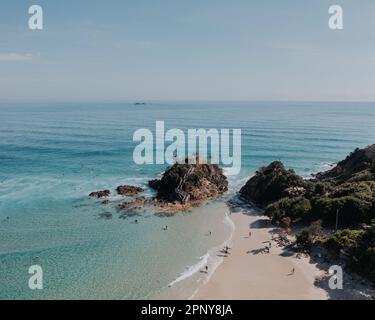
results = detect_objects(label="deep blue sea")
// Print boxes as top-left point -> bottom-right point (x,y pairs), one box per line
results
1,101 -> 375,299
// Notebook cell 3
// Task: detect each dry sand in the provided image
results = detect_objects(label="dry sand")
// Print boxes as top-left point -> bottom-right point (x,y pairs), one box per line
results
193,211 -> 329,300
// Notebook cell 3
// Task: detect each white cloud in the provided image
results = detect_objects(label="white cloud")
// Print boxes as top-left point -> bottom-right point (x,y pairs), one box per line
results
0,53 -> 34,62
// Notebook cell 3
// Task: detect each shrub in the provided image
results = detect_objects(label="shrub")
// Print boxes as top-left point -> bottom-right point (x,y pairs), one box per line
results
296,230 -> 313,250
350,222 -> 375,283
369,201 -> 375,220
323,229 -> 364,255
311,195 -> 372,227
308,220 -> 323,238
331,181 -> 375,201
314,182 -> 329,196
280,216 -> 291,229
265,196 -> 311,223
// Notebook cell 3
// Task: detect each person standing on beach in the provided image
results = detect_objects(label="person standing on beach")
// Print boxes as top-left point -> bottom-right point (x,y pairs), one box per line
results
249,231 -> 252,237
205,265 -> 208,273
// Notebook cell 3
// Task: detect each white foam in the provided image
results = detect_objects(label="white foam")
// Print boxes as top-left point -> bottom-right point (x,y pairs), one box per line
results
188,213 -> 236,299
167,210 -> 236,300
168,253 -> 210,287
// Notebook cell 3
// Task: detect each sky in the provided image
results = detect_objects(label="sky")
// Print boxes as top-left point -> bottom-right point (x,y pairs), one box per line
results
0,0 -> 375,102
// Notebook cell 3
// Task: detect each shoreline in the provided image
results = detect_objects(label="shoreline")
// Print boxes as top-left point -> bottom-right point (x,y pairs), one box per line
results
153,202 -> 235,300
192,209 -> 329,300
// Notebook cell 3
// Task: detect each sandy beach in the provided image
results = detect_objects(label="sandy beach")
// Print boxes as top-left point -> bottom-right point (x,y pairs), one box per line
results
193,210 -> 329,300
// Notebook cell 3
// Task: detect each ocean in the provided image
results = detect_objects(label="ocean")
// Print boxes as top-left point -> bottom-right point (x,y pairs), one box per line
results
1,101 -> 375,299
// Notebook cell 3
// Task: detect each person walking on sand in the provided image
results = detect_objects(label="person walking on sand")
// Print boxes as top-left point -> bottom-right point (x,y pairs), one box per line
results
249,231 -> 252,237
205,265 -> 208,273
291,268 -> 295,275
209,231 -> 212,236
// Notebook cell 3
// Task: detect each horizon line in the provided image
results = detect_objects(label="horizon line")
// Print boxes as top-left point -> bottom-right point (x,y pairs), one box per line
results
1,99 -> 375,105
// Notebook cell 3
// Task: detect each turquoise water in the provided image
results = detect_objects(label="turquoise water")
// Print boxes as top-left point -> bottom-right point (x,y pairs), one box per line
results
1,101 -> 375,299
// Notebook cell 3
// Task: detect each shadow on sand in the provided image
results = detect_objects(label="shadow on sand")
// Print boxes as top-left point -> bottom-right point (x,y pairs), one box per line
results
227,192 -> 375,300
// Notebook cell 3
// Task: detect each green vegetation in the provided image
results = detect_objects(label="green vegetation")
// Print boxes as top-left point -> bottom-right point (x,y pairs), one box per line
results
310,195 -> 372,227
296,230 -> 313,250
350,221 -> 375,282
323,229 -> 365,255
265,197 -> 311,223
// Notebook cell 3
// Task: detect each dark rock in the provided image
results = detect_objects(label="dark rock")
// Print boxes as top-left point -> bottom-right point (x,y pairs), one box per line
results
116,185 -> 144,196
239,161 -> 307,206
149,157 -> 228,205
118,197 -> 146,210
148,179 -> 161,190
316,144 -> 375,183
89,190 -> 111,198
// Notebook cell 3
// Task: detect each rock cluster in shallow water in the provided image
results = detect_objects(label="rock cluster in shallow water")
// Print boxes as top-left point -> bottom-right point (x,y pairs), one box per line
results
89,190 -> 111,198
149,158 -> 228,204
116,185 -> 144,196
89,157 -> 228,214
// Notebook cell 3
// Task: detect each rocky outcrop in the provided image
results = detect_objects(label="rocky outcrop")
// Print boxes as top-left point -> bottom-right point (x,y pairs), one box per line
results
90,158 -> 228,214
239,146 -> 375,227
239,161 -> 308,206
118,197 -> 146,210
116,185 -> 144,196
89,190 -> 111,198
149,158 -> 228,205
148,179 -> 160,190
315,144 -> 375,183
